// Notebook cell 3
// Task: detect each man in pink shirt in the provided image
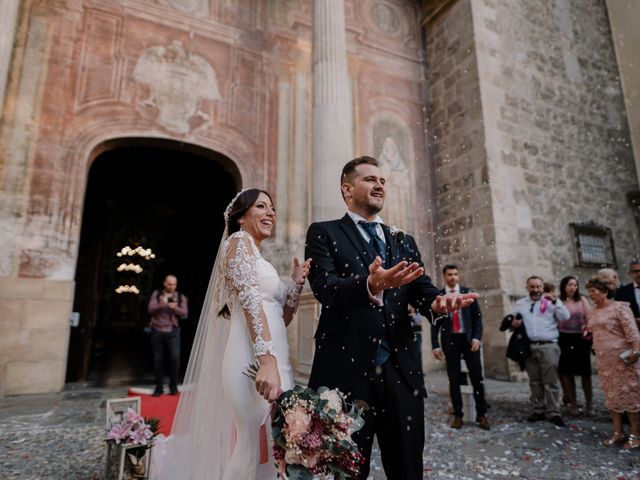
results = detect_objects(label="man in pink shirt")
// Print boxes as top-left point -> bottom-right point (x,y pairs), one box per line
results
148,275 -> 188,396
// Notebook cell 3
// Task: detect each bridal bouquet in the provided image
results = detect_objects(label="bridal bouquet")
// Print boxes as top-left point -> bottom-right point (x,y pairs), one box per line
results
271,385 -> 365,480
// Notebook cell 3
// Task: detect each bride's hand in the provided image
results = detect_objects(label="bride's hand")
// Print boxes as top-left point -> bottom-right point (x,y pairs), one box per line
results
255,355 -> 281,402
292,257 -> 312,285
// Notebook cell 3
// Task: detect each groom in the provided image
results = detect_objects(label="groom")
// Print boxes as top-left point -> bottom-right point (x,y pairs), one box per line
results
305,156 -> 478,479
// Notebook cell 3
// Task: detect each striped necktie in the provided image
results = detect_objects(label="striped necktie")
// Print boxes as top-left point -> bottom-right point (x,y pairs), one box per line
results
358,221 -> 387,264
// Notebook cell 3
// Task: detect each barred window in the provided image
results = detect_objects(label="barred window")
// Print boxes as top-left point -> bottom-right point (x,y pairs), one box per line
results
570,223 -> 617,268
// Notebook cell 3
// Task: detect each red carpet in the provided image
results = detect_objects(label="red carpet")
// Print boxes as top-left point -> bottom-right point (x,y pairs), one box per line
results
128,387 -> 180,436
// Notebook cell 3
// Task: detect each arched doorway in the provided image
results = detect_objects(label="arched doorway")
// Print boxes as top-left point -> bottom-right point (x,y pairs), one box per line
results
66,139 -> 239,385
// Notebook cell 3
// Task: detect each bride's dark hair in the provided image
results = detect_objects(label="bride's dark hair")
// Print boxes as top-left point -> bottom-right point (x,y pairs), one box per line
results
225,188 -> 273,235
219,188 -> 274,318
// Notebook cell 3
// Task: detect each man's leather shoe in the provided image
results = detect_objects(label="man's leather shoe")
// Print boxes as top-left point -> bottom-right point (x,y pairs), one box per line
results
152,388 -> 163,397
169,388 -> 178,396
477,416 -> 491,430
450,416 -> 463,429
527,412 -> 545,422
550,415 -> 566,427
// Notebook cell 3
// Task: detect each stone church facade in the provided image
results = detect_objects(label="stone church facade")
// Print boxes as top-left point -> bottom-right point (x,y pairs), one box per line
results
0,0 -> 638,396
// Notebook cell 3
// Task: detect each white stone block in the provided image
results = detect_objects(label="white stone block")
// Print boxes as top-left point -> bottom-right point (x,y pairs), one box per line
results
23,300 -> 71,330
5,360 -> 65,395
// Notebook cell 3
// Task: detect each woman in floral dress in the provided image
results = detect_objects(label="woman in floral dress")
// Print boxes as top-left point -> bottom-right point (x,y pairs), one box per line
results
586,276 -> 640,450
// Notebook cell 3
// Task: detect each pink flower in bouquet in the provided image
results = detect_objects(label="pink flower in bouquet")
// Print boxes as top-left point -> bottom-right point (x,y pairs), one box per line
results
125,408 -> 145,424
129,424 -> 153,445
106,421 -> 133,443
105,411 -> 160,446
284,406 -> 312,442
271,385 -> 364,478
299,420 -> 323,450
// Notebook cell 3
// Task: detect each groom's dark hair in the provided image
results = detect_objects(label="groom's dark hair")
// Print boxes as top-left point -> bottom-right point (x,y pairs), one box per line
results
341,156 -> 379,195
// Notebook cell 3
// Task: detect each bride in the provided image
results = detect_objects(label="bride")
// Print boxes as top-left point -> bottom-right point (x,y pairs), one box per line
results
155,188 -> 311,480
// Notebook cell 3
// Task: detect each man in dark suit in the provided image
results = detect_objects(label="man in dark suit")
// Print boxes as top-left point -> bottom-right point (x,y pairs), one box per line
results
431,264 -> 490,430
305,156 -> 478,480
615,259 -> 640,320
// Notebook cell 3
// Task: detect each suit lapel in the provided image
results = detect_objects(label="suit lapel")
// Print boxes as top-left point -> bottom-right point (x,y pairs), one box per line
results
337,214 -> 377,271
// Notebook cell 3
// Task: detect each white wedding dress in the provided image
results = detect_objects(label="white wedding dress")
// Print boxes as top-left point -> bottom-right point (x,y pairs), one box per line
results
221,231 -> 295,479
154,230 -> 298,480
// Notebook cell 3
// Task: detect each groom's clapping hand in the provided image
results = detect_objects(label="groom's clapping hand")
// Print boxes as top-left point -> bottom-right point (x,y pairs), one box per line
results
367,256 -> 424,295
431,292 -> 479,313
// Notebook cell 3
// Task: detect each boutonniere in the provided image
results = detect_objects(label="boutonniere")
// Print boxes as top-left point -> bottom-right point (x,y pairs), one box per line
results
389,226 -> 405,242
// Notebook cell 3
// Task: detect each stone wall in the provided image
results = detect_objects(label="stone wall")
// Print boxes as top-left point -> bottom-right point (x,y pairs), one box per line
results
606,0 -> 640,187
0,277 -> 73,396
424,0 -> 509,377
472,0 -> 638,285
425,0 -> 639,378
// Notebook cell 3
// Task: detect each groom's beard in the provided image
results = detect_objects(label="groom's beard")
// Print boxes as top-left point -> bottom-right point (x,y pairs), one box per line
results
364,203 -> 383,215
357,191 -> 384,216
349,195 -> 383,215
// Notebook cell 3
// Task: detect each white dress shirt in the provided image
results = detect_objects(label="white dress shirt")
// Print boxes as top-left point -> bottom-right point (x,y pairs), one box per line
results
446,283 -> 465,333
347,210 -> 385,244
512,296 -> 571,342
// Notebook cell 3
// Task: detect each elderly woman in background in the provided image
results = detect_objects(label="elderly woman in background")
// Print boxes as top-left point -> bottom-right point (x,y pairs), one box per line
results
557,276 -> 593,417
587,276 -> 640,450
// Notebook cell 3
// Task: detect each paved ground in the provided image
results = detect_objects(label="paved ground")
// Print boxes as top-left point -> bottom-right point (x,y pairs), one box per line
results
1,372 -> 639,479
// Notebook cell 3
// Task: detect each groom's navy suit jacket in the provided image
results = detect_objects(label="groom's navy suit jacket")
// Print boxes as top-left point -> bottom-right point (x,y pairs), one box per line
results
305,214 -> 440,398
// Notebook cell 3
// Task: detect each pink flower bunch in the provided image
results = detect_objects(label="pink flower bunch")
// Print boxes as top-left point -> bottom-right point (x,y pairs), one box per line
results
272,386 -> 365,479
298,420 -> 323,450
106,408 -> 157,446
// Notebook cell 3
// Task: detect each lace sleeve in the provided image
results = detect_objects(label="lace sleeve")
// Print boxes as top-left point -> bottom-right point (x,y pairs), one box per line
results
284,279 -> 303,311
224,233 -> 275,358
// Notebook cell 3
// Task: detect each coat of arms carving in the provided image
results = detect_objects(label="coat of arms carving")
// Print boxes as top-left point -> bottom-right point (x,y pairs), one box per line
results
133,41 -> 221,135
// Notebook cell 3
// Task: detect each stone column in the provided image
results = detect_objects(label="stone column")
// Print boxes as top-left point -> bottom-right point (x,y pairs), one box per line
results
606,0 -> 640,187
0,0 -> 21,110
312,0 -> 353,221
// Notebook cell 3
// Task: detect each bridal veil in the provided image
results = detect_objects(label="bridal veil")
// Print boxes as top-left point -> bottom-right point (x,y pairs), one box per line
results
154,234 -> 237,480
